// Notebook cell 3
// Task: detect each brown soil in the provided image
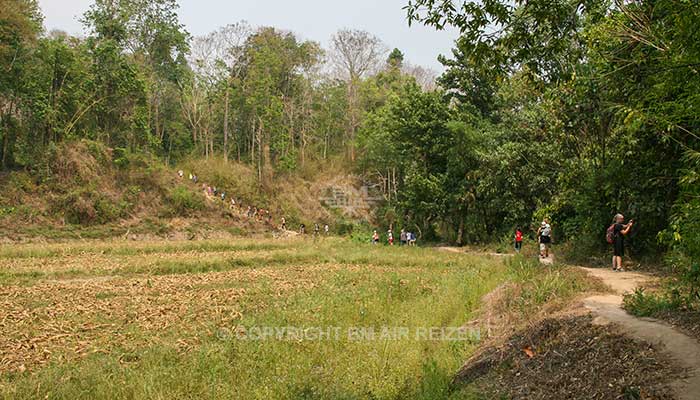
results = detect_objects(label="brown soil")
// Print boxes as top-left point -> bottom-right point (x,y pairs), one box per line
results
454,314 -> 679,399
442,248 -> 700,400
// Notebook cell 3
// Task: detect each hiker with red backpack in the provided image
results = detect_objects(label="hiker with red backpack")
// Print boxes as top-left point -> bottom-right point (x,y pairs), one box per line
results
607,214 -> 634,271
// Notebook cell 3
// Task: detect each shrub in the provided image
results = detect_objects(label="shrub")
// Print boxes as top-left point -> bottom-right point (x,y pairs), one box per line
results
168,186 -> 204,216
57,189 -> 125,225
47,140 -> 112,186
623,288 -> 679,317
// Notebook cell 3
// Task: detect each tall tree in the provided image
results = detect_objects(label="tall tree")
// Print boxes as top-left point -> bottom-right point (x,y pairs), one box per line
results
0,0 -> 42,168
330,29 -> 386,161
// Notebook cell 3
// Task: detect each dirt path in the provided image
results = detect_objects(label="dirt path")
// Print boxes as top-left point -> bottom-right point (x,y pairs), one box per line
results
438,247 -> 700,398
580,267 -> 700,400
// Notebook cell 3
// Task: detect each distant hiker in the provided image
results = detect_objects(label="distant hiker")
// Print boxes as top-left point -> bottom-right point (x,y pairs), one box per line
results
230,198 -> 236,209
178,170 -> 184,178
324,224 -> 330,236
515,227 -> 523,253
299,224 -> 306,235
220,192 -> 226,201
372,230 -> 380,244
409,232 -> 417,246
387,230 -> 394,246
245,206 -> 252,217
281,217 -> 286,230
537,219 -> 552,259
193,175 -> 198,184
610,214 -> 634,271
314,223 -> 320,236
188,173 -> 193,181
400,229 -> 407,246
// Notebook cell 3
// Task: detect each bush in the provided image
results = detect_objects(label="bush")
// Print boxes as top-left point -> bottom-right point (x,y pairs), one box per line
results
168,186 -> 204,216
623,288 -> 679,317
58,188 -> 125,225
47,140 -> 112,186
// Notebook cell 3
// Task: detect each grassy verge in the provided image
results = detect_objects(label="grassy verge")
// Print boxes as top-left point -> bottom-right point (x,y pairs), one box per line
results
0,239 -> 596,399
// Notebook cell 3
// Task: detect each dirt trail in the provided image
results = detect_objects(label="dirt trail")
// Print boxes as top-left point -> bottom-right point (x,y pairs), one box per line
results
437,247 -> 700,398
580,267 -> 700,400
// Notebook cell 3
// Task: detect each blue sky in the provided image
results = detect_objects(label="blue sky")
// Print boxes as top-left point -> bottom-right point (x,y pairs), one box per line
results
37,0 -> 460,71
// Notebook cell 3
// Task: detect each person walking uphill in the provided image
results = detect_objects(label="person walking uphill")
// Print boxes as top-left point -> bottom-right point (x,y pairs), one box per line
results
609,214 -> 634,271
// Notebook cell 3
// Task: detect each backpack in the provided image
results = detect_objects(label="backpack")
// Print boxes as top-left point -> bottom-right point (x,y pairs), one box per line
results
606,224 -> 616,244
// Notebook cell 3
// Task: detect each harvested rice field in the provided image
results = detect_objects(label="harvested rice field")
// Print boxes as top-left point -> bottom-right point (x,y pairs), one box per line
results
0,238 -> 591,399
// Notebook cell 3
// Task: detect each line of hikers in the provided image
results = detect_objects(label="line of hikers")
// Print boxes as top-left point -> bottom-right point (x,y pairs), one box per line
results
179,170 -> 634,268
177,170 -> 331,235
179,169 -> 276,226
371,228 -> 418,246
512,219 -> 552,259
296,222 -> 331,237
516,214 -> 634,272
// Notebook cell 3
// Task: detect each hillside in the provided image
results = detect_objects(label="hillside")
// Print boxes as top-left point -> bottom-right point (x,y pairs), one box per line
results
0,141 -> 369,242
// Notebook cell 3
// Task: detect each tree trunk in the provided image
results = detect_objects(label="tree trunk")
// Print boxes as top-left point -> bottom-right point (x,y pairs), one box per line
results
223,87 -> 229,163
456,219 -> 465,246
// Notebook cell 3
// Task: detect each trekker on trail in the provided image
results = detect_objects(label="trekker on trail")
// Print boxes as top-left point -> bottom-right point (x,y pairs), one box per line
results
537,219 -> 552,259
515,227 -> 523,253
299,224 -> 306,235
387,230 -> 394,246
314,223 -> 320,236
280,217 -> 286,230
324,224 -> 329,236
372,230 -> 380,244
400,229 -> 407,246
610,213 -> 634,271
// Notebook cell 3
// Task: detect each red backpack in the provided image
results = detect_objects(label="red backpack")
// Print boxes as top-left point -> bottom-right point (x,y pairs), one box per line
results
606,224 -> 616,244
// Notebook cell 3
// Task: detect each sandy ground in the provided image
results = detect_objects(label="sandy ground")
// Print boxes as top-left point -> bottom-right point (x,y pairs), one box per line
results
581,267 -> 700,400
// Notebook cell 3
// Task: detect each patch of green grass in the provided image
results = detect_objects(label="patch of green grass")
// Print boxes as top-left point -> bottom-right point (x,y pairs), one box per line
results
507,255 -> 594,303
623,287 -> 679,317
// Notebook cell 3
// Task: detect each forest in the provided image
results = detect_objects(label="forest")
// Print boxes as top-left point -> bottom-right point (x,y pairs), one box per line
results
1,0 -> 699,269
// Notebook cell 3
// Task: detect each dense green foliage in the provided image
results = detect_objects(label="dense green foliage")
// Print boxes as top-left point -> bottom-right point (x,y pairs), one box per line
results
0,0 -> 434,181
1,0 -> 698,274
361,0 -> 699,260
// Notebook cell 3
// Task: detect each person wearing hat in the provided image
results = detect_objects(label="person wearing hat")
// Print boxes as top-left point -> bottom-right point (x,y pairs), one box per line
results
536,219 -> 552,258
